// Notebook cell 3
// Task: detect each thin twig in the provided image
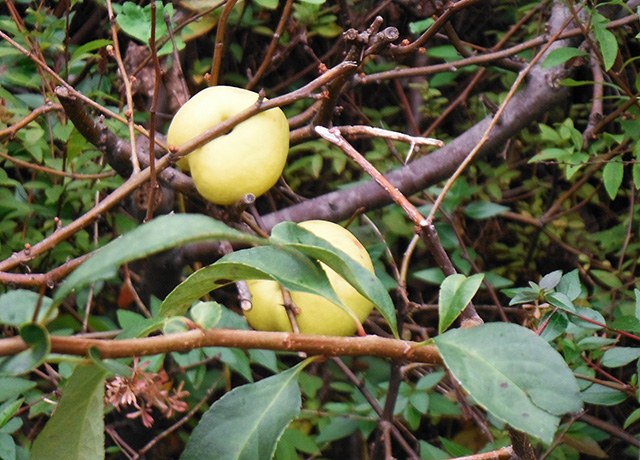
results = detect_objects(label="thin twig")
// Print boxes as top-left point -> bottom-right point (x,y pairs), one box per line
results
106,0 -> 140,173
246,0 -> 295,90
425,11 -> 578,225
209,0 -> 238,86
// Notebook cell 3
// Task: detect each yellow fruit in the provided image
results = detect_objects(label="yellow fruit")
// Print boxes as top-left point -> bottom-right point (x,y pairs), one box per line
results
245,220 -> 375,336
167,86 -> 289,205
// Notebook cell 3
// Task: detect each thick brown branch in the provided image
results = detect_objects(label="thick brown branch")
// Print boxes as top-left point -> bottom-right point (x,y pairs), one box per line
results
0,329 -> 442,364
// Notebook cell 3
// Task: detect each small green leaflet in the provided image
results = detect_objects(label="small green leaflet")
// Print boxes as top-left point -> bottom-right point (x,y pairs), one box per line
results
438,274 -> 484,333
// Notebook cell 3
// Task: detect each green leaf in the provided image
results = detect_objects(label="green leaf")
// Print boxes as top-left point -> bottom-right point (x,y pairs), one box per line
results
438,274 -> 484,333
434,323 -> 583,443
593,18 -> 618,71
602,161 -> 623,200
191,301 -> 223,329
0,324 -> 50,376
557,270 -> 582,301
546,292 -> 576,314
160,245 -> 343,317
0,378 -> 36,403
254,0 -> 279,9
116,310 -> 167,339
30,364 -> 107,460
0,398 -> 23,430
539,270 -> 562,292
600,347 -> 640,368
54,214 -> 261,306
270,222 -> 397,337
69,39 -> 112,64
409,18 -> 435,35
463,202 -> 509,219
571,306 -> 606,330
0,290 -> 56,326
633,163 -> 640,190
624,407 -> 640,429
581,383 -> 627,406
541,47 -> 589,69
182,360 -> 308,460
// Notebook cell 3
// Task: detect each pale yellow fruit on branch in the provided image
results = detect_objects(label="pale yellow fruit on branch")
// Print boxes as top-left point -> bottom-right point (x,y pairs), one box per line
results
245,220 -> 376,336
167,86 -> 289,205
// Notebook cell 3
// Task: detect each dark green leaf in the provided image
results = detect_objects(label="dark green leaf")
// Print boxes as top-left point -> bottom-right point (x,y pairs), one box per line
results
160,245 -> 341,317
54,214 -> 261,306
30,364 -> 107,460
182,360 -> 307,460
602,161 -> 623,200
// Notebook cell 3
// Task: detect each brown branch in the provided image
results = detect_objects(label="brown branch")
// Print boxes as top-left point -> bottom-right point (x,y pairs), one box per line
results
389,0 -> 484,56
0,150 -> 115,180
0,254 -> 90,288
0,102 -> 62,139
360,13 -> 639,85
246,0 -> 295,90
0,329 -> 442,363
261,7 -> 582,231
209,0 -> 238,86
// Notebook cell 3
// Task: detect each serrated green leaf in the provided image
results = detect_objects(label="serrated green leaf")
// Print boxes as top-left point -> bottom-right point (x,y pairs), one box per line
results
434,323 -> 583,444
438,274 -> 484,333
602,161 -> 623,200
182,360 -> 308,460
270,222 -> 397,337
31,364 -> 107,460
54,214 -> 261,307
